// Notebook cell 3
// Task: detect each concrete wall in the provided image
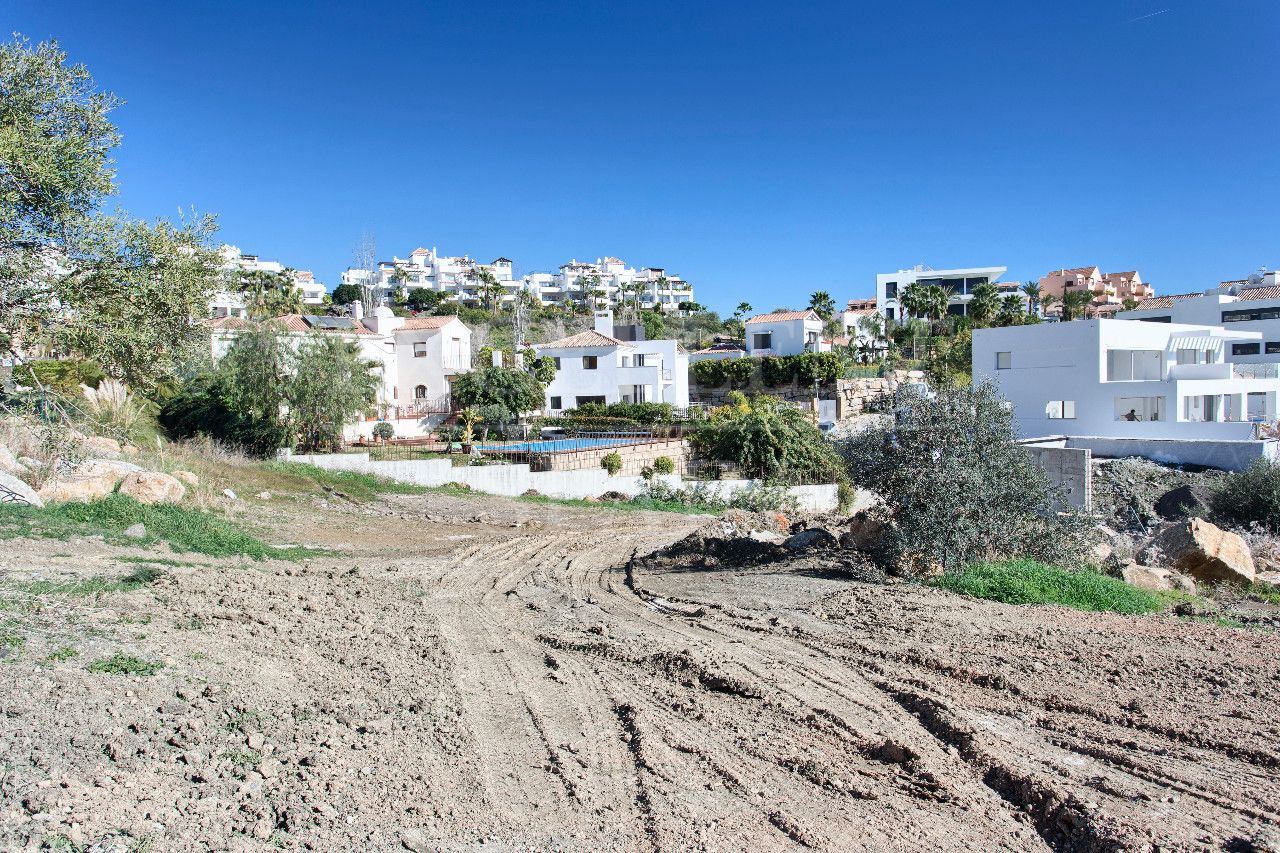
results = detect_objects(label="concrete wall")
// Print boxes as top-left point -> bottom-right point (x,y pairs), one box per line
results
285,451 -> 841,511
539,439 -> 689,476
1018,440 -> 1093,510
1061,435 -> 1278,472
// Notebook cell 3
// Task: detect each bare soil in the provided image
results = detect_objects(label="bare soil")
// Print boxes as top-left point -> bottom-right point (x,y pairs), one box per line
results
2,490 -> 1279,852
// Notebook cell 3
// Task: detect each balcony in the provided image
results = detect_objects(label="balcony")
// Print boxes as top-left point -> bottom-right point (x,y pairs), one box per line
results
1168,363 -> 1233,381
440,356 -> 467,372
395,394 -> 453,418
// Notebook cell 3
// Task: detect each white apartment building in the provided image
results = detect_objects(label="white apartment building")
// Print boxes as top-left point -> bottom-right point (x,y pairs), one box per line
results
209,306 -> 471,439
342,248 -> 695,312
974,320 -> 1280,450
210,245 -> 327,318
744,310 -> 830,357
876,264 -> 1020,321
1117,273 -> 1280,366
536,311 -> 689,414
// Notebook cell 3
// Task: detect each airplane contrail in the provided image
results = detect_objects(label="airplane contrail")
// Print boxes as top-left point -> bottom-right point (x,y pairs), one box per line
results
1125,8 -> 1170,22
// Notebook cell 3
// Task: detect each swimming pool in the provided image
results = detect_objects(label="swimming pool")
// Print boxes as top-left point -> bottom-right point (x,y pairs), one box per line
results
478,437 -> 642,453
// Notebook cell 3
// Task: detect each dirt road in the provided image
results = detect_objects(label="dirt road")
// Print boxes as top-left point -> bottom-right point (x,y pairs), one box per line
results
2,491 -> 1278,851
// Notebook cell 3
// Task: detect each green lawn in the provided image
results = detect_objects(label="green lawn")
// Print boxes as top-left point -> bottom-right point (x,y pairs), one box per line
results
263,461 -> 431,502
930,559 -> 1164,615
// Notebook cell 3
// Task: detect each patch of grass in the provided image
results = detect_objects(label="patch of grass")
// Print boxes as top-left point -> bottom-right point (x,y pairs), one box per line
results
0,494 -> 319,560
114,556 -> 203,568
87,653 -> 164,676
45,646 -> 78,663
224,748 -> 261,768
0,629 -> 24,659
21,565 -> 163,597
930,559 -> 1164,615
518,494 -> 713,516
1247,583 -> 1280,606
264,461 -> 429,502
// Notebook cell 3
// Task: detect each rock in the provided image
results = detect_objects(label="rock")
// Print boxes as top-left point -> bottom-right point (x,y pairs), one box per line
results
81,435 -> 122,455
172,470 -> 199,486
1141,517 -> 1255,585
783,528 -> 839,551
223,488 -> 238,500
581,496 -> 600,504
255,491 -> 272,500
748,530 -> 785,543
1155,484 -> 1213,521
121,444 -> 140,456
1091,541 -> 1115,565
840,511 -> 886,551
122,523 -> 147,539
443,481 -> 471,491
598,491 -> 629,502
1122,564 -> 1176,592
118,471 -> 186,505
0,445 -> 25,474
37,459 -> 140,503
400,828 -> 432,853
522,488 -> 541,497
0,470 -> 43,508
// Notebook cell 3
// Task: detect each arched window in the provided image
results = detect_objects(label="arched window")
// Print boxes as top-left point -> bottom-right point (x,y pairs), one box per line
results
414,385 -> 427,399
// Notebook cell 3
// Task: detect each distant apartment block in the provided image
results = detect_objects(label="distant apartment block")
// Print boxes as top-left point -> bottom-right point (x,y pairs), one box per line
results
1038,266 -> 1154,315
875,265 -> 1018,321
210,245 -> 327,318
341,247 -> 694,312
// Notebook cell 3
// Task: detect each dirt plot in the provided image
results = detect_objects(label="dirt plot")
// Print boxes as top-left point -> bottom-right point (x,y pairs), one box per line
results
1,492 -> 1279,851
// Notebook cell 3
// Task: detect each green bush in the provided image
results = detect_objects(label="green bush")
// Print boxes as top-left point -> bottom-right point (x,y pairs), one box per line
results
1209,459 -> 1280,533
566,401 -> 674,424
931,560 -> 1163,614
158,373 -> 292,457
601,452 -> 623,476
840,382 -> 1091,575
760,356 -> 795,386
692,394 -> 846,487
11,359 -> 105,394
722,357 -> 755,387
690,357 -> 755,388
371,421 -> 395,441
88,653 -> 164,676
653,456 -> 675,475
536,416 -> 647,434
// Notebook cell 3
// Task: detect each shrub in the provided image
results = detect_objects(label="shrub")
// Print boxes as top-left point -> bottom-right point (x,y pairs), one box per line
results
840,381 -> 1091,575
794,351 -> 846,385
722,357 -> 756,387
691,357 -> 754,388
653,456 -> 675,475
159,373 -> 292,457
691,394 -> 846,486
760,356 -> 795,386
76,379 -> 154,444
931,560 -> 1163,615
1209,459 -> 1280,533
601,452 -> 623,476
11,359 -> 105,394
451,366 -> 543,420
88,653 -> 164,676
371,422 -> 394,441
636,479 -> 797,513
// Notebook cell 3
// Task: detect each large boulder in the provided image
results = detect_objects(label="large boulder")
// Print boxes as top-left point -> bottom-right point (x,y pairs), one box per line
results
783,527 -> 839,551
117,471 -> 186,505
1121,564 -> 1196,595
1141,518 -> 1255,585
37,459 -> 142,503
1155,484 -> 1213,521
0,471 -> 43,508
0,445 -> 25,475
840,511 -> 886,551
81,435 -> 122,456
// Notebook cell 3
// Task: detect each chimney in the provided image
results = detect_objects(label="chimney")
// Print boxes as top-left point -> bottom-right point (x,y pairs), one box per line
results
593,310 -> 614,336
350,301 -> 363,320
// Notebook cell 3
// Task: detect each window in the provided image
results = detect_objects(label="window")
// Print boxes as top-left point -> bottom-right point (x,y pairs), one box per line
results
414,385 -> 427,399
1267,342 -> 1280,355
995,351 -> 1011,370
1115,396 -> 1165,422
1046,400 -> 1076,419
1106,349 -> 1163,381
884,282 -> 898,298
1139,316 -> 1172,323
1232,342 -> 1261,356
413,341 -> 427,358
549,396 -> 562,410
575,395 -> 606,406
753,333 -> 773,350
552,357 -> 561,369
1176,348 -> 1199,365
582,355 -> 598,370
1223,307 -> 1280,323
634,354 -> 645,367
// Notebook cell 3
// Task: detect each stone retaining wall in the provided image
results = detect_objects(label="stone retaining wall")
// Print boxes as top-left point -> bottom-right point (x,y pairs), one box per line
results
538,438 -> 690,476
690,373 -> 906,421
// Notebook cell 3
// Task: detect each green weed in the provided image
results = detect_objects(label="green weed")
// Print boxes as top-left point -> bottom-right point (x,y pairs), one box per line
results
931,559 -> 1164,615
224,748 -> 261,768
264,462 -> 429,502
45,646 -> 78,663
518,494 -> 712,516
87,653 -> 164,676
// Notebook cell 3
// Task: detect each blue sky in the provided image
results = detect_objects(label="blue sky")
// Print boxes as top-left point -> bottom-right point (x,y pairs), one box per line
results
6,0 -> 1278,313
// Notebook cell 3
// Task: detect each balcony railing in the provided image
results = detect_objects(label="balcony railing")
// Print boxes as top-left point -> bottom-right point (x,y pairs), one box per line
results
395,394 -> 453,418
1234,362 -> 1280,379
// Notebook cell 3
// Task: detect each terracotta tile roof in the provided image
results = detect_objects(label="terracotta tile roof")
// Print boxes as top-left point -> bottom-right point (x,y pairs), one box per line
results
539,330 -> 633,349
1058,265 -> 1100,276
1130,293 -> 1199,310
1238,286 -> 1280,301
209,316 -> 251,330
745,309 -> 821,324
268,315 -> 377,335
845,307 -> 877,317
398,316 -> 457,330
1104,271 -> 1138,280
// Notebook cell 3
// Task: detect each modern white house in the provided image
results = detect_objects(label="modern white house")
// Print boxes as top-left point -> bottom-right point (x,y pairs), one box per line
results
536,311 -> 689,414
688,341 -> 749,363
875,264 -> 1020,321
974,319 -> 1280,468
209,306 -> 471,439
743,310 -> 830,357
341,247 -> 695,313
1117,273 -> 1280,367
210,245 -> 327,318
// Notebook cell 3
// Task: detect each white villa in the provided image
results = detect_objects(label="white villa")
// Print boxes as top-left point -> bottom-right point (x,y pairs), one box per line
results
1117,272 -> 1280,366
210,306 -> 471,439
210,245 -> 327,318
974,319 -> 1280,465
536,311 -> 689,414
744,310 -> 830,357
876,264 -> 1022,322
341,247 -> 694,313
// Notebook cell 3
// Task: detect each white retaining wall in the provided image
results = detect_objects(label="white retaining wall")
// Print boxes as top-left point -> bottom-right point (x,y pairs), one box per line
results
286,451 -> 840,511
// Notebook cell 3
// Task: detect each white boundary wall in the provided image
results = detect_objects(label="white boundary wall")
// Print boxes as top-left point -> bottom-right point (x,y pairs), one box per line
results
285,451 -> 840,511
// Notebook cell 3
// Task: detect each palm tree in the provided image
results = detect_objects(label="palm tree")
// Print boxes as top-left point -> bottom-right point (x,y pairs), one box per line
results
922,285 -> 949,325
1040,292 -> 1059,318
469,267 -> 501,312
808,290 -> 836,320
996,294 -> 1025,326
967,283 -> 1000,327
1020,282 -> 1042,316
734,301 -> 753,319
1060,290 -> 1093,321
856,312 -> 888,359
899,282 -> 928,320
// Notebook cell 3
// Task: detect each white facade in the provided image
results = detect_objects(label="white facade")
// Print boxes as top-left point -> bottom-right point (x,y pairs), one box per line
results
974,319 -> 1280,443
341,247 -> 695,312
210,245 -> 327,318
876,264 -> 1019,322
536,311 -> 689,414
209,308 -> 471,439
743,310 -> 829,357
1116,274 -> 1280,366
